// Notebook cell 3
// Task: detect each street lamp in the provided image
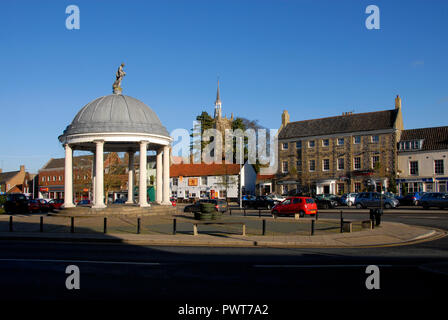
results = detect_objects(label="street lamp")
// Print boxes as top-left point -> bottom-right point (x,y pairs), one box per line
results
239,142 -> 243,209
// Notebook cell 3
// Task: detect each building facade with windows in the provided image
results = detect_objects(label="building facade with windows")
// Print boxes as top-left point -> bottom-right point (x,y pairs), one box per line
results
0,165 -> 35,197
39,153 -> 158,202
397,126 -> 448,195
170,162 -> 256,200
39,156 -> 92,201
275,95 -> 404,195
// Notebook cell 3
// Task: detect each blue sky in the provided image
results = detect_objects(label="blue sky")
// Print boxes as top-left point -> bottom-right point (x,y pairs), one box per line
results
0,0 -> 447,173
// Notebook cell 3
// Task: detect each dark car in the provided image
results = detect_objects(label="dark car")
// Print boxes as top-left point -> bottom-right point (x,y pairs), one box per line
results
48,199 -> 64,210
419,192 -> 448,209
399,192 -> 426,206
38,199 -> 51,212
184,199 -> 228,213
4,193 -> 29,213
242,196 -> 277,210
113,198 -> 126,204
76,199 -> 91,206
314,194 -> 339,209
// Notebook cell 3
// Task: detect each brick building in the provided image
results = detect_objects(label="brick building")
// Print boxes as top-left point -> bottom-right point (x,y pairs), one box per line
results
39,153 -> 154,202
39,156 -> 93,201
0,165 -> 35,196
275,95 -> 404,195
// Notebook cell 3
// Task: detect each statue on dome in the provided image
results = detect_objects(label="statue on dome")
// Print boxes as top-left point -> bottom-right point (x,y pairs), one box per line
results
113,63 -> 126,94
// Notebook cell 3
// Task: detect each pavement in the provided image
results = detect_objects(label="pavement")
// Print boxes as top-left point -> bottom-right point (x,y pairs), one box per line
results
0,219 -> 444,248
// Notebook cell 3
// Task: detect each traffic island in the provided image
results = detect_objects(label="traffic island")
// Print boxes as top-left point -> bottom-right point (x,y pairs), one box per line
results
47,203 -> 177,217
0,213 -> 444,248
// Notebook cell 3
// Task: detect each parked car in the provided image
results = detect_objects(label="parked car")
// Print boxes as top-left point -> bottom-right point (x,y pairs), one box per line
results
340,193 -> 358,207
314,194 -> 339,209
4,193 -> 29,213
113,198 -> 126,204
398,192 -> 426,206
271,197 -> 318,217
242,195 -> 277,210
28,199 -> 51,213
38,199 -> 51,212
419,192 -> 448,209
77,199 -> 91,206
28,199 -> 41,213
48,199 -> 64,210
184,199 -> 228,213
267,193 -> 285,202
354,192 -> 399,209
242,195 -> 256,201
383,192 -> 398,199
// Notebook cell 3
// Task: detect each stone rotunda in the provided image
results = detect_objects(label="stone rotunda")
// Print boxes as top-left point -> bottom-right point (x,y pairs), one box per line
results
58,65 -> 172,209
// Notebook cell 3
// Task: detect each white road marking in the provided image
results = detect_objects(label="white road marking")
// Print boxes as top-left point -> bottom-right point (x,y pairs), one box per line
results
253,264 -> 393,268
0,258 -> 160,266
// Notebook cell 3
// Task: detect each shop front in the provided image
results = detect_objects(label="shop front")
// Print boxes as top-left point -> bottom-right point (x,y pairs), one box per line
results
397,177 -> 448,195
39,186 -> 64,200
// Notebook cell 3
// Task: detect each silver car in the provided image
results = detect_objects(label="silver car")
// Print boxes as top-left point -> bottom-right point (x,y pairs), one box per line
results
354,192 -> 399,209
341,193 -> 357,206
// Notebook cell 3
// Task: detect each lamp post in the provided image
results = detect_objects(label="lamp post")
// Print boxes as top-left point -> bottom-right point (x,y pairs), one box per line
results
239,143 -> 243,209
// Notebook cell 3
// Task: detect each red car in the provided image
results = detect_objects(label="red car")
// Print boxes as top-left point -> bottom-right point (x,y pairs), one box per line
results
48,199 -> 64,210
28,199 -> 51,213
271,196 -> 318,217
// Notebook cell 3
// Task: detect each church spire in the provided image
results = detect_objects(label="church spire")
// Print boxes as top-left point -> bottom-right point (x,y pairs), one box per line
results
215,79 -> 222,107
214,78 -> 222,119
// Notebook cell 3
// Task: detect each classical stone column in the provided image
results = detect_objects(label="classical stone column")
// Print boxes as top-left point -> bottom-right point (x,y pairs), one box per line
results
162,145 -> 171,205
93,140 -> 106,208
156,148 -> 163,204
126,151 -> 135,204
139,141 -> 150,207
91,150 -> 96,204
63,144 -> 75,208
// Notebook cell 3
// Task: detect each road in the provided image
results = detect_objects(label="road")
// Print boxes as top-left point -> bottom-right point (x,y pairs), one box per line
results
0,208 -> 447,312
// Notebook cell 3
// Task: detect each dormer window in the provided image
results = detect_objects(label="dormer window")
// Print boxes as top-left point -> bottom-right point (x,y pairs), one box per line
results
399,139 -> 423,151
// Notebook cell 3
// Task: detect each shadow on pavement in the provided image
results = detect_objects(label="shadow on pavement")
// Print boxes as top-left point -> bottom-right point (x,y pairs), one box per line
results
0,213 -> 446,305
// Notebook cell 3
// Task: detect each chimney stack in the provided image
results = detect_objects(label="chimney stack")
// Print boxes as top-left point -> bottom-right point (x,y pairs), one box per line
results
395,95 -> 402,109
281,110 -> 290,127
20,165 -> 25,172
0,169 -> 2,173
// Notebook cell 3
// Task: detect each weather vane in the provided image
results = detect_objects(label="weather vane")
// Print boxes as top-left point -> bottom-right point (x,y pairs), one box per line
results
112,63 -> 126,94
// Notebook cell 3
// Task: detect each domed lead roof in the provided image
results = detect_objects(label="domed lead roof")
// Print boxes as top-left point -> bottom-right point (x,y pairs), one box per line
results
60,94 -> 170,138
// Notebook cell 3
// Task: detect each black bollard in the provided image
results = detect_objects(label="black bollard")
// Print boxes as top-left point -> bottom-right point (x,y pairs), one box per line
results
137,217 -> 141,234
340,210 -> 344,233
104,217 -> 107,234
375,209 -> 382,226
9,216 -> 13,232
369,209 -> 375,229
262,219 -> 266,236
70,217 -> 74,233
229,209 -> 232,216
173,218 -> 177,235
40,216 -> 43,232
311,219 -> 315,236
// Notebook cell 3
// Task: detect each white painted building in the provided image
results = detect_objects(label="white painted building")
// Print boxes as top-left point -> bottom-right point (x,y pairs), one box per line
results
170,162 -> 257,200
397,126 -> 448,195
